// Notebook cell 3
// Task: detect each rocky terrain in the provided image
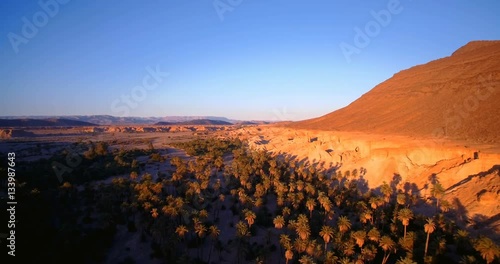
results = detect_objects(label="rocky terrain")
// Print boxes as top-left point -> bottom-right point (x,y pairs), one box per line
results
240,41 -> 500,238
0,125 -> 237,139
155,119 -> 233,126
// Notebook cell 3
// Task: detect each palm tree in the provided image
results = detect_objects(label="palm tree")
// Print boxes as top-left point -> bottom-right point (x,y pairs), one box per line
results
280,234 -> 294,264
319,195 -> 333,214
282,207 -> 291,218
214,156 -> 224,171
337,216 -> 352,234
175,225 -> 189,238
423,218 -> 435,259
352,230 -> 367,248
236,221 -> 250,264
396,193 -> 407,206
195,223 -> 207,238
397,208 -> 414,239
195,223 -> 207,259
361,210 -> 373,225
396,256 -> 417,264
342,240 -> 355,257
361,244 -> 377,263
379,235 -> 395,264
474,236 -> 500,264
381,182 -> 392,203
338,257 -> 352,264
369,196 -> 379,210
431,182 -> 445,212
296,220 -> 311,240
285,248 -> 294,264
254,197 -> 264,208
324,251 -> 338,264
298,255 -> 316,264
399,231 -> 415,253
151,208 -> 159,218
455,229 -> 471,253
319,225 -> 334,251
459,255 -> 478,264
306,198 -> 316,218
274,215 -> 286,229
208,225 -> 220,263
294,238 -> 308,254
305,183 -> 316,196
305,239 -> 320,257
279,233 -> 291,256
440,199 -> 451,213
199,209 -> 209,220
244,209 -> 256,227
367,227 -> 380,242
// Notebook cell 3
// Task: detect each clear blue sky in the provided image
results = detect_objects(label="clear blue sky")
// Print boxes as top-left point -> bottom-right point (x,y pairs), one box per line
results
1,0 -> 499,121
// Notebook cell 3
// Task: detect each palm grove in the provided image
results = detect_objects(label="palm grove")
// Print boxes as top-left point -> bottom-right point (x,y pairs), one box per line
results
3,137 -> 499,263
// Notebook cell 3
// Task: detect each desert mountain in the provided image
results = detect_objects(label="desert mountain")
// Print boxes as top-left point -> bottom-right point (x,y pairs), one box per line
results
0,118 -> 98,127
291,41 -> 500,143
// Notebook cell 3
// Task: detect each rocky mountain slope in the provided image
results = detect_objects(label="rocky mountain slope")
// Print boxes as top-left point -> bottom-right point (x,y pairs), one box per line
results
291,41 -> 500,143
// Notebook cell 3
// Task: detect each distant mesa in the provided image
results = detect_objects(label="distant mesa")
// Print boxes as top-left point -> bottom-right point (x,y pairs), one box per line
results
155,119 -> 233,126
291,40 -> 500,143
0,118 -> 98,128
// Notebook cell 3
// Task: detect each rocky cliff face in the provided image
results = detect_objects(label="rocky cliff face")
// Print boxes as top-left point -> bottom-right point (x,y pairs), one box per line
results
231,126 -> 500,237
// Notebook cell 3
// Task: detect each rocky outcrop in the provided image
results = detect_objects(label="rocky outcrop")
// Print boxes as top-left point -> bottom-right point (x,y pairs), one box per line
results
79,125 -> 231,134
0,129 -> 36,139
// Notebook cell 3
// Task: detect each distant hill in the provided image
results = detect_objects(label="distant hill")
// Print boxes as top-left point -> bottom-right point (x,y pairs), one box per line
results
235,121 -> 273,125
154,121 -> 174,126
0,118 -> 98,127
291,40 -> 500,143
155,119 -> 233,126
156,116 -> 234,123
0,115 -> 236,125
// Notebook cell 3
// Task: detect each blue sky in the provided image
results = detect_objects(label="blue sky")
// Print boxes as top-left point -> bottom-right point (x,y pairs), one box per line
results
0,0 -> 499,121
